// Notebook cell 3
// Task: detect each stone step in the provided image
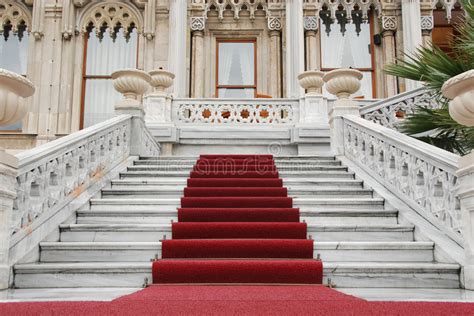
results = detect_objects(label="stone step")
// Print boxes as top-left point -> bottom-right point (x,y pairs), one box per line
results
89,198 -> 385,211
110,179 -> 365,190
39,241 -> 434,263
119,171 -> 356,179
99,188 -> 374,199
138,156 -> 336,161
13,262 -> 459,288
58,224 -> 414,242
127,165 -> 348,172
76,209 -> 398,225
133,160 -> 343,166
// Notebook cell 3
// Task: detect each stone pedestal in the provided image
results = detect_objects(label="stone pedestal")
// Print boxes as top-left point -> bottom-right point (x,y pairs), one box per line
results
329,99 -> 360,156
0,159 -> 16,289
293,95 -> 331,156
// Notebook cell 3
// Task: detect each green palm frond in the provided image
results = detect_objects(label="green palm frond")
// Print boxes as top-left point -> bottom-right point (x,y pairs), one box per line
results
383,0 -> 474,154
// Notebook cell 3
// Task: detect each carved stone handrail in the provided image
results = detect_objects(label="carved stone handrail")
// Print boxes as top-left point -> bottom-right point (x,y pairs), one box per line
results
10,115 -> 133,237
342,115 -> 462,244
359,87 -> 442,130
172,98 -> 299,124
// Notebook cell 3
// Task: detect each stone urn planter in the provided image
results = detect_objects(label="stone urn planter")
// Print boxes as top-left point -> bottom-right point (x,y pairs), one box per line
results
441,69 -> 474,127
0,68 -> 35,126
149,69 -> 175,94
298,70 -> 325,95
111,69 -> 151,109
323,69 -> 363,99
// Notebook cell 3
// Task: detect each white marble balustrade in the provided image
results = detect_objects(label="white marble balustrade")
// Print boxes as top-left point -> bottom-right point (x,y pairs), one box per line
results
172,98 -> 299,124
342,115 -> 461,243
359,88 -> 442,130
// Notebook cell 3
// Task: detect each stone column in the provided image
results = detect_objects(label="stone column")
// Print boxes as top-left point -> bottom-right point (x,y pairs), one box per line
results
191,20 -> 205,98
285,0 -> 305,98
421,15 -> 434,47
304,16 -> 319,71
168,0 -> 188,97
401,0 -> 423,91
380,14 -> 399,97
267,17 -> 282,98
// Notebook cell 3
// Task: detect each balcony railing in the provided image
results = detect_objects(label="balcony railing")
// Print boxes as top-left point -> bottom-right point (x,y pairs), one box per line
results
172,98 -> 299,124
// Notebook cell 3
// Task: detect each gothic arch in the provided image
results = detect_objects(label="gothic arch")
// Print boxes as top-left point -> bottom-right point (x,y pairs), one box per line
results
0,0 -> 32,39
77,1 -> 144,38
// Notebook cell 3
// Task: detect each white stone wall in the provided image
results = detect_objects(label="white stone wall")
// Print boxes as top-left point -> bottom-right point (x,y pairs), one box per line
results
0,0 -> 461,145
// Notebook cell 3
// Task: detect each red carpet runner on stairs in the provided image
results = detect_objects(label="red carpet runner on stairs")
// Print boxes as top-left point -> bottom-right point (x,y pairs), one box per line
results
152,154 -> 323,284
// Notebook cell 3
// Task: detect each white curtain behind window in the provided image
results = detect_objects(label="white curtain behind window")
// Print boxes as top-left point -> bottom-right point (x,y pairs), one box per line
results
83,28 -> 138,127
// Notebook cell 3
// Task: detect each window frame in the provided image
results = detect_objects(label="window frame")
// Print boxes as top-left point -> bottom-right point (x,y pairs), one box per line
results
319,12 -> 376,98
80,30 -> 140,129
215,38 -> 257,98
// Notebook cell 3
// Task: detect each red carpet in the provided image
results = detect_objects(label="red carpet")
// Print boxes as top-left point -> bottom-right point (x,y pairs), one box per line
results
171,222 -> 308,239
181,197 -> 293,208
183,187 -> 287,197
161,239 -> 314,258
3,286 -> 474,315
190,171 -> 279,178
154,154 -> 322,285
187,178 -> 283,187
152,260 -> 323,284
177,208 -> 300,222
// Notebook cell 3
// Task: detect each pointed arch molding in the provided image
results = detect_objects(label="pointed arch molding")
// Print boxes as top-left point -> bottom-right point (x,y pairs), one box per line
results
0,0 -> 32,38
72,1 -> 154,40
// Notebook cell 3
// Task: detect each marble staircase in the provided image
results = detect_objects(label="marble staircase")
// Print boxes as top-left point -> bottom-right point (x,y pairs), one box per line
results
13,156 -> 460,289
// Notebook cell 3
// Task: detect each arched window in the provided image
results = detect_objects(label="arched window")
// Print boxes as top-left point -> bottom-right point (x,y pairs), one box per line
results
319,8 -> 376,99
0,0 -> 30,131
80,3 -> 140,128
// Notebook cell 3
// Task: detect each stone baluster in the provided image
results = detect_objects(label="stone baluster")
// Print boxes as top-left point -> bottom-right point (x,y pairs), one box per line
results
323,69 -> 363,156
0,69 -> 35,289
442,70 -> 474,290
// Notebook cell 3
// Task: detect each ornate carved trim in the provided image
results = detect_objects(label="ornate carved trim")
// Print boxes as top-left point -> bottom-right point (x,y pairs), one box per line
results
190,17 -> 206,31
381,15 -> 398,31
0,0 -> 32,40
432,0 -> 459,22
79,2 -> 143,39
303,16 -> 318,31
420,15 -> 434,31
268,17 -> 282,31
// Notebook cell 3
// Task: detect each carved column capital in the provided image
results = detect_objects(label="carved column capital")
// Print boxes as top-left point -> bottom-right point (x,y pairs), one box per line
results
303,16 -> 319,32
267,17 -> 282,31
381,15 -> 398,32
190,17 -> 206,31
420,15 -> 434,31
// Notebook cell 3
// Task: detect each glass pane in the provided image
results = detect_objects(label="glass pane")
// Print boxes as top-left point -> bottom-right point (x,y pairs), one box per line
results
0,33 -> 28,74
218,42 -> 255,85
320,22 -> 372,69
218,88 -> 255,99
323,71 -> 373,99
86,28 -> 138,76
83,79 -> 122,127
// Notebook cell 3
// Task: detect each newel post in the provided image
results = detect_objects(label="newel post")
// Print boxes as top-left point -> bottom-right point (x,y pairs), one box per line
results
442,69 -> 474,290
323,69 -> 363,156
111,69 -> 152,156
0,69 -> 35,288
